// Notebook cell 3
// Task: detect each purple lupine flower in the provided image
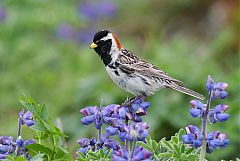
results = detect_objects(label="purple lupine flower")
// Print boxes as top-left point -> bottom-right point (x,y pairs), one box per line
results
206,75 -> 228,99
0,7 -> 7,22
189,100 -> 205,118
80,104 -> 123,129
182,125 -> 203,148
18,109 -> 35,127
118,122 -> 149,142
102,138 -> 120,151
112,146 -> 152,161
0,136 -> 16,159
19,109 -> 25,125
16,136 -> 24,147
77,137 -> 120,155
208,104 -> 229,123
56,24 -> 74,40
80,106 -> 102,129
23,111 -> 35,127
15,136 -> 35,160
119,97 -> 150,122
206,131 -> 229,153
0,154 -> 7,159
77,0 -> 117,21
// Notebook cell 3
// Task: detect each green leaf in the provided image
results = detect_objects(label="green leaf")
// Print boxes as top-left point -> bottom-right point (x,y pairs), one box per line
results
171,136 -> 178,144
178,128 -> 186,142
173,144 -> 180,155
30,122 -> 48,132
151,140 -> 158,151
185,148 -> 195,154
180,153 -> 187,159
55,145 -> 69,159
99,149 -> 105,158
162,140 -> 173,150
76,158 -> 87,161
15,157 -> 27,161
87,151 -> 99,160
137,141 -> 152,151
158,152 -> 172,157
145,135 -> 152,147
180,144 -> 185,153
104,149 -> 112,158
76,152 -> 86,159
25,143 -> 52,156
30,154 -> 44,161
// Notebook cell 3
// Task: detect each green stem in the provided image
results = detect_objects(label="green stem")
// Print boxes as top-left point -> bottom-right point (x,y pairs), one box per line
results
199,90 -> 212,161
50,136 -> 56,160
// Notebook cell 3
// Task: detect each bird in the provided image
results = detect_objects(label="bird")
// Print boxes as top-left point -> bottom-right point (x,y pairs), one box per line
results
90,30 -> 205,100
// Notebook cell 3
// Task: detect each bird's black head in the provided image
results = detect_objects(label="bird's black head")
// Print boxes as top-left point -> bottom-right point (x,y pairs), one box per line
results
90,30 -> 123,66
90,30 -> 112,66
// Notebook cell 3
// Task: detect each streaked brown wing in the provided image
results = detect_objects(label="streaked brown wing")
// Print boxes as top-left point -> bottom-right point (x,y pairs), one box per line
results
118,51 -> 183,84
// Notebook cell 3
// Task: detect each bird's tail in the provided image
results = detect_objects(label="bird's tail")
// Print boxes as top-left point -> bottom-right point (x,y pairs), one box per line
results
170,84 -> 205,100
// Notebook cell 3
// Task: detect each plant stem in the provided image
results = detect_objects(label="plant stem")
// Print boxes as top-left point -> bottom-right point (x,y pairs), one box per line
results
131,139 -> 136,158
199,90 -> 212,161
17,119 -> 21,137
50,136 -> 56,160
125,118 -> 129,151
98,127 -> 102,141
97,99 -> 103,142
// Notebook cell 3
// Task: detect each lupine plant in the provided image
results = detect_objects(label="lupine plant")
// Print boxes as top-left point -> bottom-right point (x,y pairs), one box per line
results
182,75 -> 230,161
0,75 -> 234,160
0,96 -> 72,161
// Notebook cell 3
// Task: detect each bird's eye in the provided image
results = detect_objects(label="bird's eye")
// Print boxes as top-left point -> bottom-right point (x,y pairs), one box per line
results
95,40 -> 99,43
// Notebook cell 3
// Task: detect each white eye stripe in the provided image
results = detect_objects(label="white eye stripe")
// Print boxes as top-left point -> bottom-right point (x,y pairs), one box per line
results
100,33 -> 113,41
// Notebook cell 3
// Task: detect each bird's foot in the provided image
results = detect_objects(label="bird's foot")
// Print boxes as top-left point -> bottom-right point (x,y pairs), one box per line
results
121,95 -> 146,107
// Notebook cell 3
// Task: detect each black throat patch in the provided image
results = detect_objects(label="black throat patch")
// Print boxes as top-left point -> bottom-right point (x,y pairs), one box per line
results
94,39 -> 112,66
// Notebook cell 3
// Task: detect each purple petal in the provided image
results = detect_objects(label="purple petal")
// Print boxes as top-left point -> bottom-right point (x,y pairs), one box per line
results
77,138 -> 90,147
189,108 -> 201,117
0,136 -> 14,145
140,102 -> 150,109
80,115 -> 95,125
119,107 -> 127,119
193,140 -> 202,148
77,147 -> 88,155
215,82 -> 228,90
182,134 -> 193,144
0,145 -> 9,154
218,91 -> 228,99
216,113 -> 229,122
24,139 -> 36,146
16,137 -> 24,147
206,75 -> 215,91
105,126 -> 119,136
25,119 -> 35,127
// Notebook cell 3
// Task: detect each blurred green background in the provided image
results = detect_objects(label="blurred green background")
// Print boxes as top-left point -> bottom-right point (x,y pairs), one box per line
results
0,0 -> 239,160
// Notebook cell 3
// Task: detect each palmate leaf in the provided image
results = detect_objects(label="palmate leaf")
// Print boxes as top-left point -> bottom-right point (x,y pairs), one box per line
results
19,96 -> 48,122
4,156 -> 27,161
76,148 -> 112,161
158,128 -> 198,160
25,143 -> 52,156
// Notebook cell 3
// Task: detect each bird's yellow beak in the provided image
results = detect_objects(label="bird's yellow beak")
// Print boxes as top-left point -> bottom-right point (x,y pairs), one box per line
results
90,42 -> 98,49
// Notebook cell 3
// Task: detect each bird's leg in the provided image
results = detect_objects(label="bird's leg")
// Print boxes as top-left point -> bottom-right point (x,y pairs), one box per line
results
121,94 -> 133,107
141,95 -> 146,102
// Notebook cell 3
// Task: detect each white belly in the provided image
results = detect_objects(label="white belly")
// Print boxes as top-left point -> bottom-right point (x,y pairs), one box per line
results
105,66 -> 164,96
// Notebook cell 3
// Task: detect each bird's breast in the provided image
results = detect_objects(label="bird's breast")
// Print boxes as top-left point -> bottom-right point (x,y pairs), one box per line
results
105,65 -> 165,96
